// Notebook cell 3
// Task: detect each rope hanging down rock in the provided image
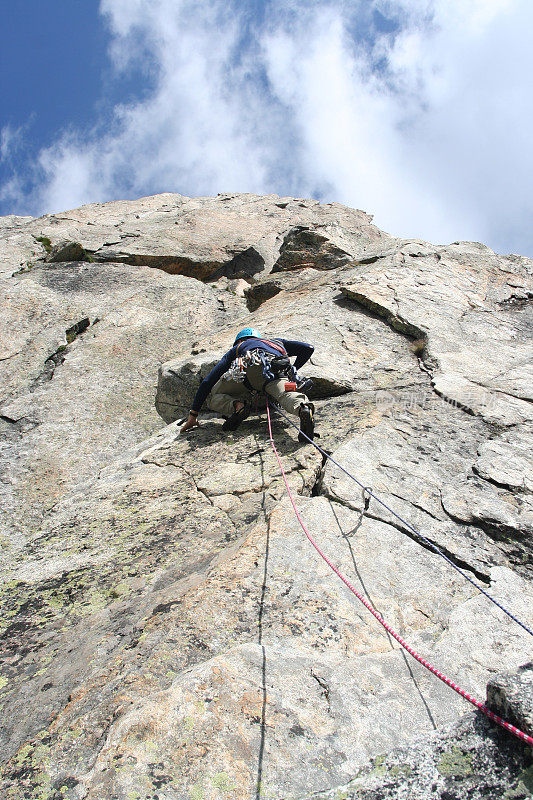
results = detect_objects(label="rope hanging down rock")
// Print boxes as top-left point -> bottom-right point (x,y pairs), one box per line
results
265,402 -> 533,747
270,402 -> 533,638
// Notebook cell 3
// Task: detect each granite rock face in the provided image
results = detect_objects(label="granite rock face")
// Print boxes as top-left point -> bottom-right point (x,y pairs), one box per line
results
0,193 -> 531,800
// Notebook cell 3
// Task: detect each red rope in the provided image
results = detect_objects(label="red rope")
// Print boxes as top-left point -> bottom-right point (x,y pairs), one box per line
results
265,403 -> 533,748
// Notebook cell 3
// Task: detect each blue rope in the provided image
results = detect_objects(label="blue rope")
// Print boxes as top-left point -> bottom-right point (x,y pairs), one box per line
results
270,402 -> 533,638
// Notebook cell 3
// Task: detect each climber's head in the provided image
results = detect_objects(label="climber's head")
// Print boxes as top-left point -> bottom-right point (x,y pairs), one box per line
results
233,327 -> 261,346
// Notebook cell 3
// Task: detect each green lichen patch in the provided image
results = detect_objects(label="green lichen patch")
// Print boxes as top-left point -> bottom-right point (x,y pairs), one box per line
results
389,764 -> 412,778
189,783 -> 205,800
35,236 -> 53,253
519,765 -> 533,793
3,730 -> 54,799
437,745 -> 473,778
0,491 -> 195,640
211,771 -> 237,793
369,753 -> 388,777
12,260 -> 35,276
368,755 -> 412,781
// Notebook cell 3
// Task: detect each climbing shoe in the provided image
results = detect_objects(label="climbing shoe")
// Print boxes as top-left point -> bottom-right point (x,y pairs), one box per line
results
222,403 -> 250,432
298,403 -> 315,443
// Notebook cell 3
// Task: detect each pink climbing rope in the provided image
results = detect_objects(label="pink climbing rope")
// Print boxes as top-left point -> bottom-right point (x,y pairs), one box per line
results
265,403 -> 533,748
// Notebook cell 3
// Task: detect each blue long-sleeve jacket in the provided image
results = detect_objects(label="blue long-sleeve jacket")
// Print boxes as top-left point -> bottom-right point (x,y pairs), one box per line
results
191,338 -> 314,413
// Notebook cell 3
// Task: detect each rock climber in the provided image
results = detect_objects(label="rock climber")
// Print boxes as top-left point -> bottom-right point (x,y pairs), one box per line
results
180,327 -> 315,442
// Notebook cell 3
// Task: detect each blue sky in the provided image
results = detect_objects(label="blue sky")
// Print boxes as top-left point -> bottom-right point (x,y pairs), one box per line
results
0,2 -> 154,201
2,0 -> 533,257
2,3 -> 109,149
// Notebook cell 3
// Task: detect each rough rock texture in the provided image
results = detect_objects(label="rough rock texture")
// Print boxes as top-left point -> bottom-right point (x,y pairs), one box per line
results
487,662 -> 533,738
0,193 -> 532,800
306,666 -> 533,800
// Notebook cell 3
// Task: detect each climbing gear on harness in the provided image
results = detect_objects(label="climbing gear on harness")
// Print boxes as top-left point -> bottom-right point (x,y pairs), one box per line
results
284,382 -> 297,392
224,352 -> 257,383
267,354 -> 293,380
233,327 -> 262,346
272,402 -> 533,638
298,403 -> 315,442
222,402 -> 251,431
296,377 -> 314,395
223,350 -> 292,391
265,400 -> 533,748
233,337 -> 297,386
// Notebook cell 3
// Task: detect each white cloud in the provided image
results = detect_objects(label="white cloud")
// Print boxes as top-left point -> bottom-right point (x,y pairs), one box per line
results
1,121 -> 30,163
2,0 -> 533,255
261,0 -> 533,251
29,0 -> 289,211
388,0 -> 533,250
1,125 -> 16,162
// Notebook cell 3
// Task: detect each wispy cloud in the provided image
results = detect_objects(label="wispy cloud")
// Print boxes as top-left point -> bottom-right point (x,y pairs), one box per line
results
2,0 -> 532,255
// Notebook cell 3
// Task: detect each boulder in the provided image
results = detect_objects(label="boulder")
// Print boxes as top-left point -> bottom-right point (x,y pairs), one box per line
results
46,240 -> 91,262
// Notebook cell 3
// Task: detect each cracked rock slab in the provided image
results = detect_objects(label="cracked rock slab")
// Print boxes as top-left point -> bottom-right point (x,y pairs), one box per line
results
340,241 -> 533,426
475,425 -> 533,492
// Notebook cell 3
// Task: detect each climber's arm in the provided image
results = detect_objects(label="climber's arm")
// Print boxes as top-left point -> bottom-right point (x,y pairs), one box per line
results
280,339 -> 314,371
180,347 -> 237,432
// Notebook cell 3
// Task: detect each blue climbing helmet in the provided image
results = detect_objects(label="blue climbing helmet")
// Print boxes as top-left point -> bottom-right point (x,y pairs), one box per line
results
233,327 -> 262,346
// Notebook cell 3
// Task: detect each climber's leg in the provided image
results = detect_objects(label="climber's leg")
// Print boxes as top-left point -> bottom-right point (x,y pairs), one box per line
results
207,378 -> 250,417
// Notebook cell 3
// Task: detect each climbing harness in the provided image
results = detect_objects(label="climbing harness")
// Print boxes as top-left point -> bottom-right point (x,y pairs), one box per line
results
265,401 -> 533,747
225,338 -> 313,400
224,351 -> 264,383
271,402 -> 533,639
234,338 -> 297,386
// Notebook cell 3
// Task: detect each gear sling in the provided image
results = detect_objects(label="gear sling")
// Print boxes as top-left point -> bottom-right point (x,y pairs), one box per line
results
236,337 -> 296,391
